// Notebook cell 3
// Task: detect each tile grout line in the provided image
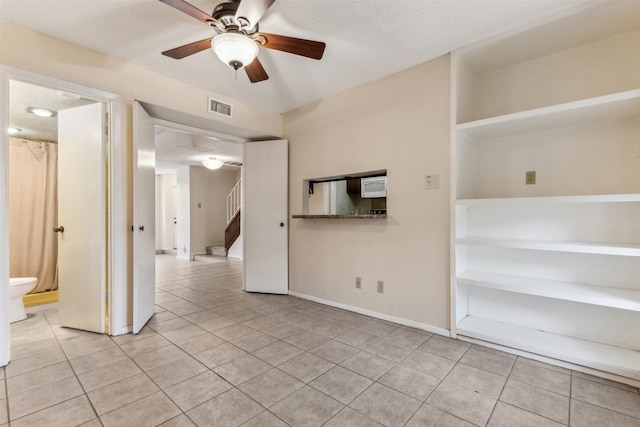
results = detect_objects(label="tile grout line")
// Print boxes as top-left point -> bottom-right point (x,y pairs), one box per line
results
484,352 -> 518,425
48,312 -> 103,424
409,342 -> 477,426
2,367 -> 8,425
568,370 -> 573,426
143,299 -> 301,426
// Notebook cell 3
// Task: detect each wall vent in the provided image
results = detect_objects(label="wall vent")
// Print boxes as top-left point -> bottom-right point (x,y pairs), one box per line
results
208,97 -> 233,117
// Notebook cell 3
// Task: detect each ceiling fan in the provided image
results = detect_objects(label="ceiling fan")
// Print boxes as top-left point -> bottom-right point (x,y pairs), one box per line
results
159,0 -> 326,83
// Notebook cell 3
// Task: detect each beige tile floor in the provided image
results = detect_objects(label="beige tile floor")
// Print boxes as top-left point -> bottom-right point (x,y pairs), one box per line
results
2,254 -> 639,426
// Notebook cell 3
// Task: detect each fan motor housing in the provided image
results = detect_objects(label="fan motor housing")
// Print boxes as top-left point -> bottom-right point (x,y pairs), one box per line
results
212,1 -> 256,33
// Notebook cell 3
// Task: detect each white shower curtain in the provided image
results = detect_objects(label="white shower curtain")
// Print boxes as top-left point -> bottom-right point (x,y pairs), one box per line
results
9,138 -> 59,293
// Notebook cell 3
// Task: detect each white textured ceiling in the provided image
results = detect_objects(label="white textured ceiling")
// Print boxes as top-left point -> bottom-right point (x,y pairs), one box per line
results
0,0 -> 592,114
9,80 -> 97,142
155,127 -> 244,172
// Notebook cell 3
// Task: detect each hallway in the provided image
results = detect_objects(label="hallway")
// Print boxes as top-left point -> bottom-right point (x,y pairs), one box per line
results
1,255 -> 639,426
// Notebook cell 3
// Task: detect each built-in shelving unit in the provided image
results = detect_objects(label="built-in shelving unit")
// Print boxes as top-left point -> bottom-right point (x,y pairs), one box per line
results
450,2 -> 640,384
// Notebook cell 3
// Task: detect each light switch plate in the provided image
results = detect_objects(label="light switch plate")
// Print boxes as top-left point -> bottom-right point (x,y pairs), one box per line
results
526,171 -> 536,185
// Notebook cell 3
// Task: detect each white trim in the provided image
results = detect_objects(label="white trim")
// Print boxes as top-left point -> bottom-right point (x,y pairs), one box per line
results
154,118 -> 247,144
108,97 -> 127,336
0,67 -> 10,365
288,291 -> 452,338
117,326 -> 133,335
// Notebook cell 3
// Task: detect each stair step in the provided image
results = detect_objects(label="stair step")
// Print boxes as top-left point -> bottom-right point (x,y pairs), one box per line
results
193,254 -> 226,263
206,245 -> 226,257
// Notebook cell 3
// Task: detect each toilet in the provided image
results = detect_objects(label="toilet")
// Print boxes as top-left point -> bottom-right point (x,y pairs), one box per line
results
9,277 -> 37,323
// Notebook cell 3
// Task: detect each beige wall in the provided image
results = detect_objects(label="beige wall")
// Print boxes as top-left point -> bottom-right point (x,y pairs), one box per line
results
189,166 -> 238,254
284,55 -> 452,331
155,173 -> 176,250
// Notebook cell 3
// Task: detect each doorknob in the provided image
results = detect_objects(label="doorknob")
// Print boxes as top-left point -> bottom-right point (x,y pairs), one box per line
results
139,225 -> 145,231
279,222 -> 285,227
53,226 -> 65,233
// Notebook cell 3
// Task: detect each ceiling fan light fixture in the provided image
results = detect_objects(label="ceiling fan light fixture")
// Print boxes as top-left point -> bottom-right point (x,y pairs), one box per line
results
201,157 -> 224,170
211,32 -> 259,70
8,126 -> 22,135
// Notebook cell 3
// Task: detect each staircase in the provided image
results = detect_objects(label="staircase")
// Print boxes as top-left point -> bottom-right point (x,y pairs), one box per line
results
193,245 -> 226,263
194,179 -> 241,263
225,210 -> 240,253
225,179 -> 241,253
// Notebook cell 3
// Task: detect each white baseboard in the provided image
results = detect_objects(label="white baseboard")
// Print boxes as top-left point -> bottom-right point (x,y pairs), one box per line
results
458,335 -> 640,388
112,326 -> 132,336
288,291 -> 451,338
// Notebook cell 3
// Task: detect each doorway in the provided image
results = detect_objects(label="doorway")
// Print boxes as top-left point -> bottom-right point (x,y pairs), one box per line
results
8,80 -> 108,333
0,68 -> 121,365
153,122 -> 244,262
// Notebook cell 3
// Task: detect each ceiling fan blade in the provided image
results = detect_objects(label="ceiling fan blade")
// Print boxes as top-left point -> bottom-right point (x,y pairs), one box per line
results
162,38 -> 213,59
235,0 -> 276,29
158,0 -> 215,25
244,57 -> 269,83
258,33 -> 325,60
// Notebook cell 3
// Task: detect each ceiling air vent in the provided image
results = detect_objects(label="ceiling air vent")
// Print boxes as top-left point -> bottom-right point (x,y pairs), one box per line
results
208,97 -> 232,118
224,161 -> 243,168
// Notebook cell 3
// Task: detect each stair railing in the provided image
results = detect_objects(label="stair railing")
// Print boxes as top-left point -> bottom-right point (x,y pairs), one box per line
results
227,179 -> 241,224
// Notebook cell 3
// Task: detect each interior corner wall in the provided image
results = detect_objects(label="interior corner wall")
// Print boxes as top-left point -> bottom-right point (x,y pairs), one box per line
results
189,166 -> 238,255
155,175 -> 163,250
284,55 -> 452,331
176,166 -> 191,260
155,173 -> 176,250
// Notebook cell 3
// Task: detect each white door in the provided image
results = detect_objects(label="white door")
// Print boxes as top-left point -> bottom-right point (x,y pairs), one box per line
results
132,102 -> 156,334
58,103 -> 106,333
132,102 -> 156,333
243,139 -> 288,294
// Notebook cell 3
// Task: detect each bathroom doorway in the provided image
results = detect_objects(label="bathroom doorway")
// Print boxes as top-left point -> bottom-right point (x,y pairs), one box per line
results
1,72 -> 118,364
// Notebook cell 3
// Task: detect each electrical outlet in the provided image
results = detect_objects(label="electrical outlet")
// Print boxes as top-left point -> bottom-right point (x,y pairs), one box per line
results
355,277 -> 362,289
377,280 -> 384,293
424,174 -> 440,190
526,171 -> 536,185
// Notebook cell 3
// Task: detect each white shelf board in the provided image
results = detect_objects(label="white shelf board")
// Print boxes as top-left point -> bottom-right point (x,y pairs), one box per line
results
457,316 -> 640,380
458,270 -> 640,312
456,237 -> 640,257
457,193 -> 640,206
456,90 -> 640,140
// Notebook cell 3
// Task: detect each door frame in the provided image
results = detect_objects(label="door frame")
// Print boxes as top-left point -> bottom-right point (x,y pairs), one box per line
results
0,66 -> 122,364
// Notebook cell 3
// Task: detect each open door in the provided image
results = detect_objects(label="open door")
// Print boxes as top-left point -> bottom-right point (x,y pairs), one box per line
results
243,139 -> 288,294
58,103 -> 106,332
132,102 -> 156,333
